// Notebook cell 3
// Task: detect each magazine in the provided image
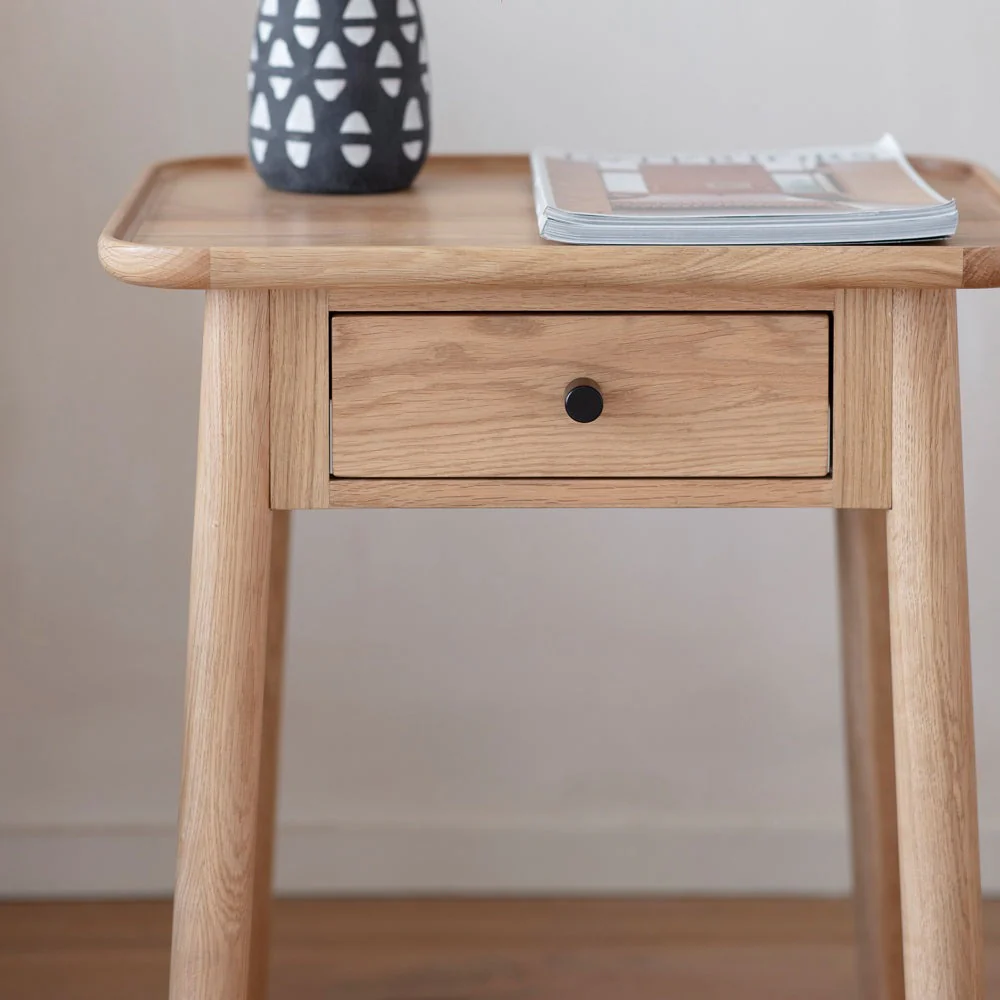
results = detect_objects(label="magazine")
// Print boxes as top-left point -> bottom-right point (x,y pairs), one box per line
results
532,135 -> 958,245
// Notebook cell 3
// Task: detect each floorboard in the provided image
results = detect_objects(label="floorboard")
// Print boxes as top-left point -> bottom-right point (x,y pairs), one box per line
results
1,898 -> 998,999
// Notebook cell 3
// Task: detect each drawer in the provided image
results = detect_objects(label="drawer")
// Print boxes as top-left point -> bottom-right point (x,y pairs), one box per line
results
330,313 -> 832,479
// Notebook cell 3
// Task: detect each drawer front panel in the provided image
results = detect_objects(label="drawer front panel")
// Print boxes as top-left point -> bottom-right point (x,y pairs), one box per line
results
331,313 -> 831,479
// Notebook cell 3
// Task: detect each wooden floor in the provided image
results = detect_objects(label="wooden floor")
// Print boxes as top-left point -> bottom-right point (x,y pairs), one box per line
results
1,898 -> 999,999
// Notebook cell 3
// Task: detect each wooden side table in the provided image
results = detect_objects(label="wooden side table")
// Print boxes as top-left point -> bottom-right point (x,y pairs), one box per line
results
101,155 -> 1000,1000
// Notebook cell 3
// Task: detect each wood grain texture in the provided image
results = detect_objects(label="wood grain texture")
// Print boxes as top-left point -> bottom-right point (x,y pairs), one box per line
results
270,291 -> 329,510
328,477 -> 834,508
98,159 -> 211,289
98,155 -> 1000,295
6,898 -> 1000,1000
248,511 -> 291,1000
837,510 -> 905,1000
887,289 -> 984,1000
926,156 -> 1000,287
328,289 -> 839,313
833,291 -> 893,509
331,313 -> 831,479
172,291 -> 273,1000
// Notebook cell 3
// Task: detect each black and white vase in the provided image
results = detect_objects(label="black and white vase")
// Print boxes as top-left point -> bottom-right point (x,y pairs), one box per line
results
248,0 -> 430,194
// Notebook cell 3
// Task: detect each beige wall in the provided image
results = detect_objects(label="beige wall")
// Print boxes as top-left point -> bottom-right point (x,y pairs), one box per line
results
2,0 -> 999,896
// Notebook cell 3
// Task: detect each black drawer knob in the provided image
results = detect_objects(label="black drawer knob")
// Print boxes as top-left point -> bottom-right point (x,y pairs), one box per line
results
565,379 -> 604,424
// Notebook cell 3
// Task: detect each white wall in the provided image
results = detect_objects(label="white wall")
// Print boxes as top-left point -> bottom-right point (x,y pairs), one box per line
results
2,0 -> 999,897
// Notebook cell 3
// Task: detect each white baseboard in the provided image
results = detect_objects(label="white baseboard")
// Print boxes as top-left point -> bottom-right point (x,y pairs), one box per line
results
2,822 -> 999,899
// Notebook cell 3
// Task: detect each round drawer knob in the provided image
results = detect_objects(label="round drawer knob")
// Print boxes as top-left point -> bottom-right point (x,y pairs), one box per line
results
564,378 -> 604,424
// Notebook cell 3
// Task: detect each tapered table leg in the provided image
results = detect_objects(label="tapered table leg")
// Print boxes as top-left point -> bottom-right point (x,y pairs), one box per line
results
248,510 -> 291,1000
837,509 -> 905,1000
886,289 -> 984,1000
170,290 -> 273,1000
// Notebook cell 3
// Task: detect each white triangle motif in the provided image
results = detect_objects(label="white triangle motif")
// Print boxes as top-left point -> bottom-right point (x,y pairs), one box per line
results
343,26 -> 375,46
315,41 -> 346,69
376,41 -> 403,68
286,95 -> 316,133
401,22 -> 418,43
247,71 -> 256,92
258,21 -> 274,42
402,140 -> 424,162
381,78 -> 402,98
252,138 -> 269,163
340,111 -> 372,134
398,0 -> 418,15
251,37 -> 259,63
315,79 -> 347,102
286,140 -> 312,168
294,25 -> 320,48
261,0 -> 279,15
295,0 -> 321,17
269,76 -> 293,100
343,0 -> 377,19
342,144 -> 372,168
250,93 -> 271,130
268,39 -> 295,68
402,98 -> 423,131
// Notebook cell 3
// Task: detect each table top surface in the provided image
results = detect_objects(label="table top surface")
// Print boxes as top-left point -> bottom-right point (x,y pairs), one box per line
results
99,154 -> 1000,292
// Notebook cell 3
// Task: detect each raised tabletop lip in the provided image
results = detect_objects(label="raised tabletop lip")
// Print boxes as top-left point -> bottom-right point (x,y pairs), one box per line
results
99,154 -> 1000,292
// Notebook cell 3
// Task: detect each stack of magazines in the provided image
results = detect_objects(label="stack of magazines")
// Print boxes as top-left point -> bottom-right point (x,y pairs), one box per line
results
532,135 -> 958,246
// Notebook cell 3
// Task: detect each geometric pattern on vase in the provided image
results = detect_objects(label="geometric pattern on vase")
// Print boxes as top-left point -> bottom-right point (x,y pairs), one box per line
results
249,0 -> 430,193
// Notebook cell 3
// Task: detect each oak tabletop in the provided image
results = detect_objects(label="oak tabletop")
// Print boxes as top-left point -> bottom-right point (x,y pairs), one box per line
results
99,154 -> 1000,294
